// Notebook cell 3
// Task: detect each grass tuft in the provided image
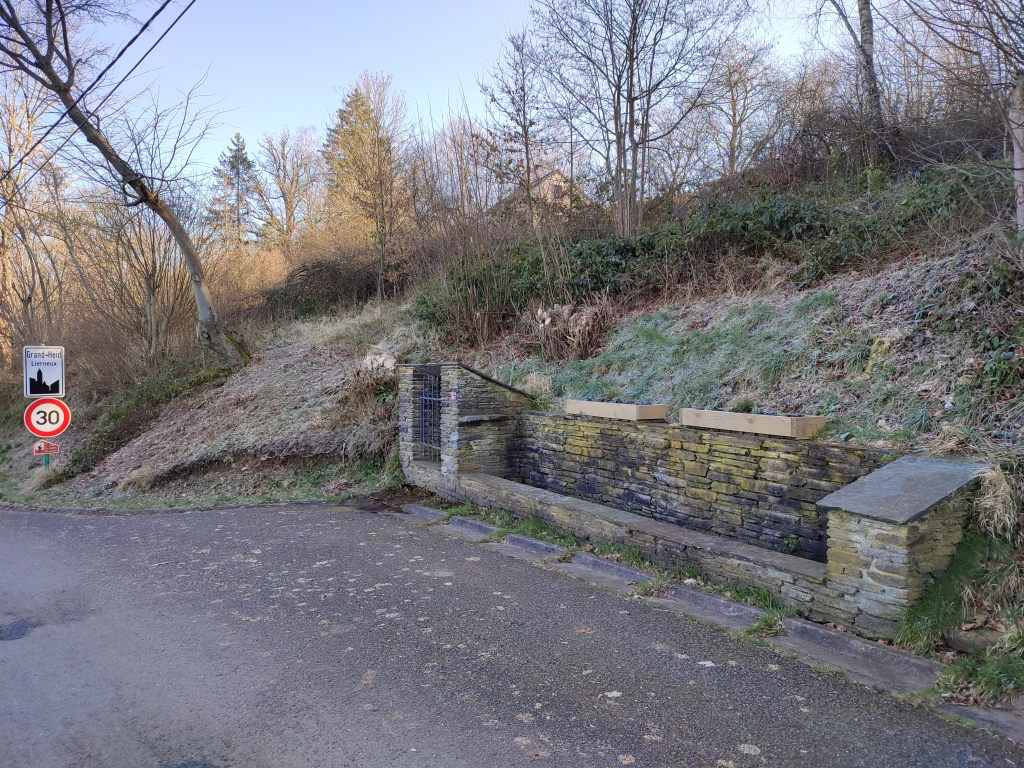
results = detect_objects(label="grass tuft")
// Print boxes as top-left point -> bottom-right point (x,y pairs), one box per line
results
895,532 -> 991,654
940,654 -> 1024,704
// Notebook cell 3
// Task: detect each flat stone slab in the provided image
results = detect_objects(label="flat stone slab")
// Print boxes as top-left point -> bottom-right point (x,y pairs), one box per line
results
816,455 -> 987,524
776,617 -> 944,697
650,586 -> 763,632
568,552 -> 652,584
504,534 -> 565,557
481,534 -> 566,563
940,703 -> 1024,745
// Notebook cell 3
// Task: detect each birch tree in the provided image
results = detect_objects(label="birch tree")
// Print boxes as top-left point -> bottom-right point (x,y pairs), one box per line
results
818,0 -> 892,164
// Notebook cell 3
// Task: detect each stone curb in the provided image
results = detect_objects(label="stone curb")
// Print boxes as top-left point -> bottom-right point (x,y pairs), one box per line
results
447,516 -> 501,538
401,503 -> 447,522
504,534 -> 565,557
570,552 -> 652,584
781,617 -> 944,680
653,584 -> 944,698
938,704 -> 1024,745
656,586 -> 763,632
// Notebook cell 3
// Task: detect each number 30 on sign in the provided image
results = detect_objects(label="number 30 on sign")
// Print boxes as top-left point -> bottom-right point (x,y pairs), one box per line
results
24,397 -> 71,438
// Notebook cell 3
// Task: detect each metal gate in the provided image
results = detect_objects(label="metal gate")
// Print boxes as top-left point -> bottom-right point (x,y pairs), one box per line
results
415,365 -> 442,461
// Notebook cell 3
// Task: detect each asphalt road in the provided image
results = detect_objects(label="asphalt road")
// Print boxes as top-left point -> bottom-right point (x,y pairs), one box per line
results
0,504 -> 1020,768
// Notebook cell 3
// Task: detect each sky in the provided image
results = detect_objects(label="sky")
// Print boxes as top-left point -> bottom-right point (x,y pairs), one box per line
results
110,0 -> 533,171
101,0 -> 809,173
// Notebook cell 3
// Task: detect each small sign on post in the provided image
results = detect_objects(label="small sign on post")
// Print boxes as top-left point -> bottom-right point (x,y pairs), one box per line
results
23,346 -> 65,399
33,440 -> 60,455
33,439 -> 59,470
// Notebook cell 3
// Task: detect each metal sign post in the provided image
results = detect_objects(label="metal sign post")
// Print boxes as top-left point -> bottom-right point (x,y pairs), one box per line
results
24,347 -> 69,467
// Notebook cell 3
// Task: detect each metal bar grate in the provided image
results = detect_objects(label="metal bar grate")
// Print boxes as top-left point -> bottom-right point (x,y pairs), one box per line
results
417,370 -> 442,461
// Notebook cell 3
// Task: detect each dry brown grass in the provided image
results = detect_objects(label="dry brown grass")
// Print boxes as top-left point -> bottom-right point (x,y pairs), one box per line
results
331,367 -> 399,466
972,465 -> 1022,546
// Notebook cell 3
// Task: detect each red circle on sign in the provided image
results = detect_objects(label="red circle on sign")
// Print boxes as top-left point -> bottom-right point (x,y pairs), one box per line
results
24,397 -> 71,438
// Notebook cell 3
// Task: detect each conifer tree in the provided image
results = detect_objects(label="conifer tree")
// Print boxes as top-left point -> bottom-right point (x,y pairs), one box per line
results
323,73 -> 408,304
211,133 -> 258,248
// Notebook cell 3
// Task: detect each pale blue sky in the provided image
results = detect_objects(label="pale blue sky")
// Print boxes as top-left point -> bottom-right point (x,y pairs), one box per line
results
125,0 -> 532,169
110,0 -> 806,171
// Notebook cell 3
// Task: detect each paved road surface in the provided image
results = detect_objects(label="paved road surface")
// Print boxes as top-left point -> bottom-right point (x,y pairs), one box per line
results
0,504 -> 1020,768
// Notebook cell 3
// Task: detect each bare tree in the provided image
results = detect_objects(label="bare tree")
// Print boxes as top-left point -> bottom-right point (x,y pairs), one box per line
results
901,0 -> 1024,229
0,1 -> 249,369
253,126 -> 323,262
482,29 -> 549,217
705,42 -> 787,176
482,28 -> 560,286
817,0 -> 892,164
533,0 -> 745,236
0,68 -> 62,363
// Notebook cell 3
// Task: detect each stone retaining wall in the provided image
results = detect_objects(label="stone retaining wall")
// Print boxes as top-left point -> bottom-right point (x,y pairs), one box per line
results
520,412 -> 897,561
397,363 -> 985,638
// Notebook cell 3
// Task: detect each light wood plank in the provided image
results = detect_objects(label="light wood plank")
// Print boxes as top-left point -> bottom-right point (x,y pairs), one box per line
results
565,400 -> 667,422
678,408 -> 825,439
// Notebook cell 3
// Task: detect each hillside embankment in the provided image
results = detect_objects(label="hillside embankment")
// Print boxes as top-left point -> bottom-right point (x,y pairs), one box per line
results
1,229 -> 1023,706
1,232 -> 1018,510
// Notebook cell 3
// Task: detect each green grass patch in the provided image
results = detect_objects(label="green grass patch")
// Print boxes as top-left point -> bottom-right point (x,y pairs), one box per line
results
513,513 -> 580,548
812,663 -> 847,678
742,606 -> 797,639
940,654 -> 1024,704
895,532 -> 1006,654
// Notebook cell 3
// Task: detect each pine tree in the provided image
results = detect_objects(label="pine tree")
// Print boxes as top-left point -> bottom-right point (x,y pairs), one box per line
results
323,73 -> 407,304
211,133 -> 258,248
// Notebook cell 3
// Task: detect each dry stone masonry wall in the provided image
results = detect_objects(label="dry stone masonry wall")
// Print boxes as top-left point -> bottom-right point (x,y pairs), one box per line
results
398,364 -> 986,638
519,412 -> 897,561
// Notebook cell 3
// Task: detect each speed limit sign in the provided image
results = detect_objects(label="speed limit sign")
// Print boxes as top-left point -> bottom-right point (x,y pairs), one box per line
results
24,397 -> 71,438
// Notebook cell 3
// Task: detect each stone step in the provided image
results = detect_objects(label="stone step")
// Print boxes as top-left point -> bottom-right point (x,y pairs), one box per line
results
504,533 -> 565,557
401,503 -> 447,522
569,552 -> 652,584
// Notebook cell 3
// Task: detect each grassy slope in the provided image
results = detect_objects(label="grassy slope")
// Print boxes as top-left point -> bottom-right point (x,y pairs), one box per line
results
494,246 -> 1022,454
0,306 -> 431,509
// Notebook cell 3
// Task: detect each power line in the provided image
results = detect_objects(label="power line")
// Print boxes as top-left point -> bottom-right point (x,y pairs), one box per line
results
0,0 -> 175,189
1,0 -> 198,209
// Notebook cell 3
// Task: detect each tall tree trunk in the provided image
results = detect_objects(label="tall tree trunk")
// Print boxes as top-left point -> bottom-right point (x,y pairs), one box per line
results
37,69 -> 249,370
1012,70 -> 1024,233
856,0 -> 890,165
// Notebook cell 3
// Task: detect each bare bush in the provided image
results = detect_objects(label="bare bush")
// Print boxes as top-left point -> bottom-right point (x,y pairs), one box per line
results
534,298 -> 616,360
